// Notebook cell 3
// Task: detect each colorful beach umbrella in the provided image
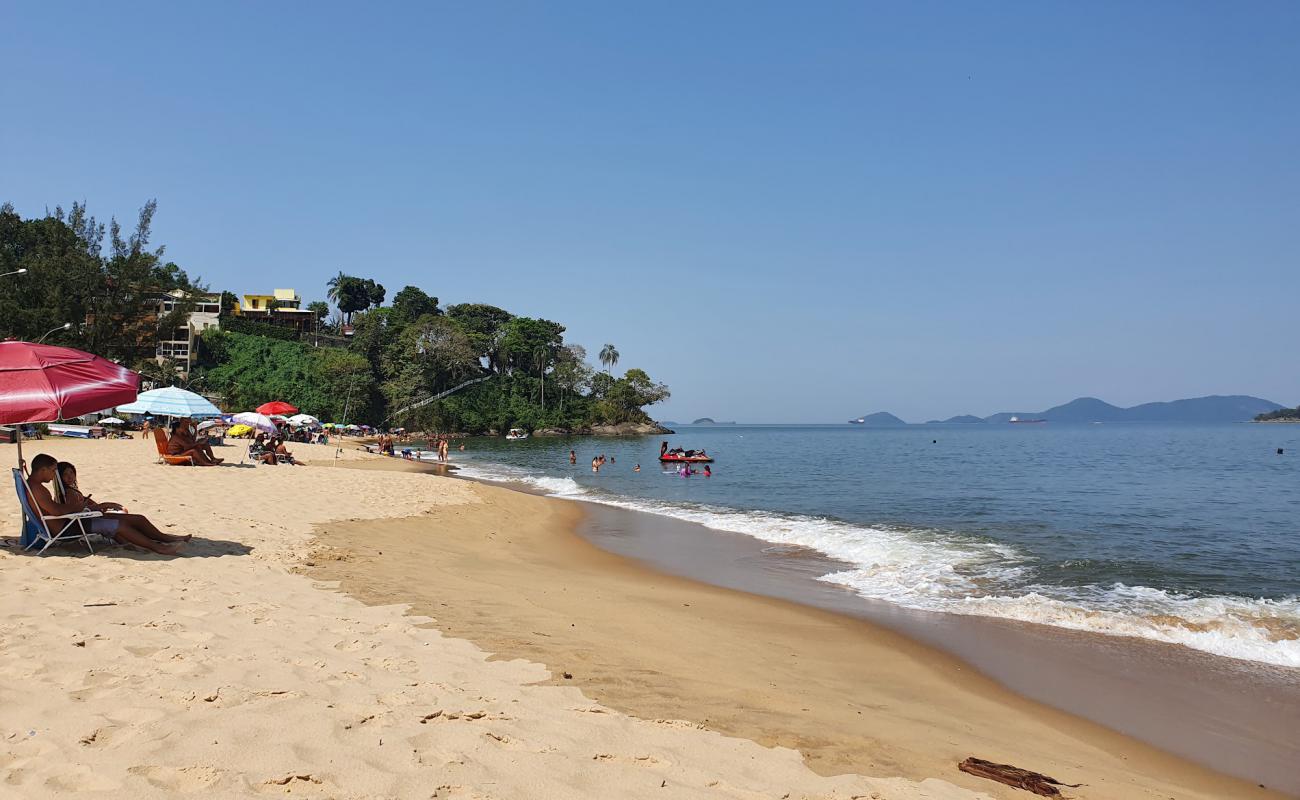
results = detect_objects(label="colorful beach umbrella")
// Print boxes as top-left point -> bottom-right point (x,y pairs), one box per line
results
0,341 -> 140,469
288,413 -> 320,427
196,419 -> 225,432
115,386 -> 222,418
226,423 -> 254,437
256,400 -> 298,416
229,412 -> 278,434
97,417 -> 126,425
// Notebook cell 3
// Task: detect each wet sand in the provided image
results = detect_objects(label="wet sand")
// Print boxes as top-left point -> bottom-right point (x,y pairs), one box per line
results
308,479 -> 1284,800
577,503 -> 1300,795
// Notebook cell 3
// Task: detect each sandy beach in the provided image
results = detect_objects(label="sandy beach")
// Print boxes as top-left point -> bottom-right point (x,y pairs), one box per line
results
0,438 -> 1282,799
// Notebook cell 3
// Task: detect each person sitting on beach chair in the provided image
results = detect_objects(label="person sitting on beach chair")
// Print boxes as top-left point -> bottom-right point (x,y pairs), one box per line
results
168,419 -> 223,465
55,461 -> 191,553
269,437 -> 302,465
25,454 -> 187,555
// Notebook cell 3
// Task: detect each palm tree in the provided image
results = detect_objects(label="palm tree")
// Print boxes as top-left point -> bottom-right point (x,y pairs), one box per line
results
326,271 -> 349,304
599,343 -> 619,375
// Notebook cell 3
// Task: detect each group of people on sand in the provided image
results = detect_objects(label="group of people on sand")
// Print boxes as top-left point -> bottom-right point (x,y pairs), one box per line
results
24,454 -> 189,555
251,432 -> 301,465
382,433 -> 460,462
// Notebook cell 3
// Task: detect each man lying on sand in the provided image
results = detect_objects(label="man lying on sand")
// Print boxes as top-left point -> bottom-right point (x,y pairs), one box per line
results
169,418 -> 224,466
24,454 -> 189,555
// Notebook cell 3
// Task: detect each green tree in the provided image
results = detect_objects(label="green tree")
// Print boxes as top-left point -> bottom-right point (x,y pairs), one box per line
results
390,285 -> 439,326
326,271 -> 349,305
220,291 -> 241,314
599,343 -> 619,374
0,200 -> 201,368
447,303 -> 513,373
306,300 -> 330,320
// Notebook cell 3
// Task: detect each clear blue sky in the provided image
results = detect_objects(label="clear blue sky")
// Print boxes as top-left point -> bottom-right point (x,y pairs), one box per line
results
4,2 -> 1296,422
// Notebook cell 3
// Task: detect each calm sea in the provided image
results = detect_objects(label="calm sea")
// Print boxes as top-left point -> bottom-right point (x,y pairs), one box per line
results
444,423 -> 1300,668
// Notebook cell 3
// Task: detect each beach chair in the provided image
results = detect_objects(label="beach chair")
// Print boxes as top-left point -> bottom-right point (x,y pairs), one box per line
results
152,428 -> 196,466
12,468 -> 100,554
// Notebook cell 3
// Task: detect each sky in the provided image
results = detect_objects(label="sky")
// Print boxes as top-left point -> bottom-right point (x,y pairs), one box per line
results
3,2 -> 1297,422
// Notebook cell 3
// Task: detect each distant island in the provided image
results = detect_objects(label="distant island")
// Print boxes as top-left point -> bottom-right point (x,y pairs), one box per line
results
691,418 -> 737,425
1254,405 -> 1300,423
854,395 -> 1284,425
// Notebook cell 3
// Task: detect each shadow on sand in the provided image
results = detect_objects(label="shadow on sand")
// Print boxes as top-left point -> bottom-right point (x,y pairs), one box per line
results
3,536 -> 253,559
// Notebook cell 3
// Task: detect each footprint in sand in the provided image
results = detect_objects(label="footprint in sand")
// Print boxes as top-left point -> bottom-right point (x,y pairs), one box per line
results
127,765 -> 224,794
255,773 -> 336,795
43,767 -> 121,793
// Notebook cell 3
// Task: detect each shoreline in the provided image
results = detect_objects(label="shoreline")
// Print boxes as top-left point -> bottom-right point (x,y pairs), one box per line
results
308,473 -> 1286,799
6,438 -> 986,799
570,501 -> 1300,793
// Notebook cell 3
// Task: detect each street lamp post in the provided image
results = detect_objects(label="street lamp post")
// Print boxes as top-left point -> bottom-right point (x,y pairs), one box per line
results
36,322 -> 73,343
1,268 -> 28,278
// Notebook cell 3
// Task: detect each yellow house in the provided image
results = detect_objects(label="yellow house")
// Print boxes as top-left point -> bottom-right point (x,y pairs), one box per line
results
237,289 -> 306,314
233,289 -> 315,333
239,293 -> 275,313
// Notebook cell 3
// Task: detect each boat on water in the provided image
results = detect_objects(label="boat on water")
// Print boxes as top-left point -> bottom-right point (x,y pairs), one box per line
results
505,427 -> 529,440
1008,416 -> 1047,424
848,417 -> 866,424
659,453 -> 714,463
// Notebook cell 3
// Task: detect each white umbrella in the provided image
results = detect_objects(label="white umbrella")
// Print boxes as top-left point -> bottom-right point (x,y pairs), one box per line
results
229,412 -> 278,434
115,386 -> 222,418
98,417 -> 126,425
288,413 -> 320,427
196,419 -> 225,432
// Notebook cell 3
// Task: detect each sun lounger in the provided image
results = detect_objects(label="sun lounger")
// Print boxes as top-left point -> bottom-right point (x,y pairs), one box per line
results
12,468 -> 101,554
152,428 -> 196,466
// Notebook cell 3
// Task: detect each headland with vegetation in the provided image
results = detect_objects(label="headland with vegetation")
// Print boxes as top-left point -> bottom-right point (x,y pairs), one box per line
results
0,200 -> 670,435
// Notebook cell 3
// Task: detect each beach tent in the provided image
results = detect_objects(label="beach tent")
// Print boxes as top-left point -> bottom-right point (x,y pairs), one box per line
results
116,386 -> 221,418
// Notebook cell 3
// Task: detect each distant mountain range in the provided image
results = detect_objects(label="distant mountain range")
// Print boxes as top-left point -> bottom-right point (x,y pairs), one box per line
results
856,395 -> 1284,426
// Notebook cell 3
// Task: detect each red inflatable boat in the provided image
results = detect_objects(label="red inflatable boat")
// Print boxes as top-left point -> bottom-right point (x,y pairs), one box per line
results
659,453 -> 714,463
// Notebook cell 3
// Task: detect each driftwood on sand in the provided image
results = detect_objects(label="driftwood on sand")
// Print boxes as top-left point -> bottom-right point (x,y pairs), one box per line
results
957,757 -> 1082,796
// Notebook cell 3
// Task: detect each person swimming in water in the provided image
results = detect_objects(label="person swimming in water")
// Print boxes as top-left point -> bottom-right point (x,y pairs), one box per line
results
634,464 -> 640,472
569,450 -> 577,465
703,464 -> 711,477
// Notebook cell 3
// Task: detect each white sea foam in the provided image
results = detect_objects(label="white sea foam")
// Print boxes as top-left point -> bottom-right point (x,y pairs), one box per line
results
454,461 -> 1300,668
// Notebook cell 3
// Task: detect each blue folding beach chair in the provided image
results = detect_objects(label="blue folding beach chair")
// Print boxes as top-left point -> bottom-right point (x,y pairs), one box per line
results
12,468 -> 100,554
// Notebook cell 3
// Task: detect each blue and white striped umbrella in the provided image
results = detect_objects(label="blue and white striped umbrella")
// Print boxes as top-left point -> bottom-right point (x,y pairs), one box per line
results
115,386 -> 222,418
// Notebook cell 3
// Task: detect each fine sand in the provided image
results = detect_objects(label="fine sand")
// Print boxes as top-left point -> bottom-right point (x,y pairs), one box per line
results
2,438 -> 977,799
307,477 -> 1284,800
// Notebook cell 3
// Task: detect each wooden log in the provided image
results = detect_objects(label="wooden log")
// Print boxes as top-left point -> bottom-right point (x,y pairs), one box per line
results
957,757 -> 1082,796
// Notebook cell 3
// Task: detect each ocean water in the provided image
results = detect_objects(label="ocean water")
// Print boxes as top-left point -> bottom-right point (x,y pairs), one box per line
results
443,423 -> 1300,668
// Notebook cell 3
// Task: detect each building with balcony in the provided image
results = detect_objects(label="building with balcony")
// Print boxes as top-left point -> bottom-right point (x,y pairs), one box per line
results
234,288 -> 314,332
155,290 -> 222,374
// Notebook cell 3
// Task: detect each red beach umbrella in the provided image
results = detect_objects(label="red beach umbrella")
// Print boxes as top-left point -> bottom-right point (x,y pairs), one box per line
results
0,340 -> 140,469
256,400 -> 298,416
